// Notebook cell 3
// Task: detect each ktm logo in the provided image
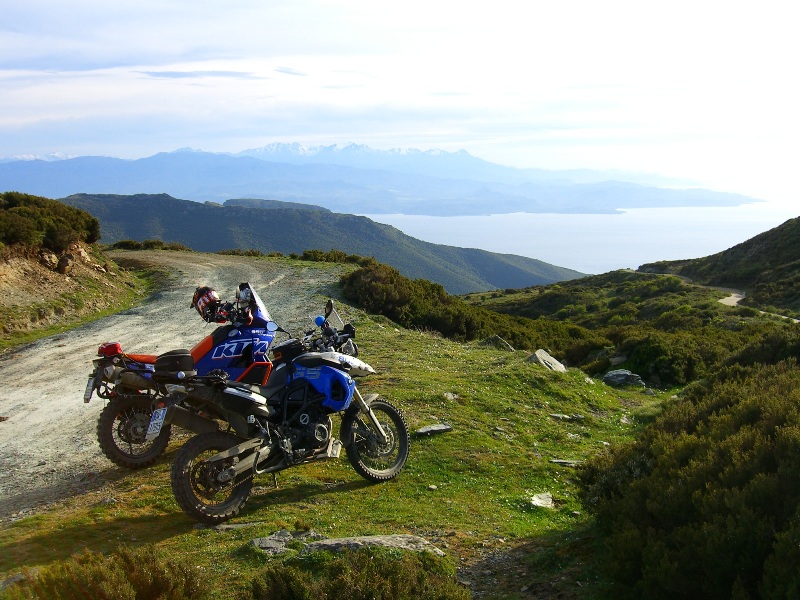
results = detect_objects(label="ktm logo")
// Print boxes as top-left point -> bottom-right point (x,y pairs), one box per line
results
211,339 -> 271,359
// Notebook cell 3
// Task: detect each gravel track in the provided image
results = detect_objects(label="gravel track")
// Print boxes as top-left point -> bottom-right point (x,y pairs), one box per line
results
0,251 -> 348,520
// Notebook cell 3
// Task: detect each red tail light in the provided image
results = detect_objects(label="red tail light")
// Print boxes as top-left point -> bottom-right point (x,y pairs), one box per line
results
98,342 -> 123,357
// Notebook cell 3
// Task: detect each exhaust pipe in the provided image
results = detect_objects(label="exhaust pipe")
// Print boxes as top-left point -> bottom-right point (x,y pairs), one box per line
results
165,405 -> 219,434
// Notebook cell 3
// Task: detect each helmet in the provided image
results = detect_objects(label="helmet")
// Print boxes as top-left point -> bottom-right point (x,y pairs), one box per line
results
191,286 -> 220,322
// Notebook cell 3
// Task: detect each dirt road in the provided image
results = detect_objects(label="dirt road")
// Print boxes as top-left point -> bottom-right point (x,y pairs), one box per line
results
0,251 -> 349,520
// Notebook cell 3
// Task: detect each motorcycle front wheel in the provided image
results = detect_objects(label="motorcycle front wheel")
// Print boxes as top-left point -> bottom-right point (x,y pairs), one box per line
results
170,431 -> 254,525
343,398 -> 410,482
97,394 -> 171,469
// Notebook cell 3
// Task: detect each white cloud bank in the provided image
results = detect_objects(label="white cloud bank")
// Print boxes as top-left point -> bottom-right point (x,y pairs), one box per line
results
1,0 -> 798,204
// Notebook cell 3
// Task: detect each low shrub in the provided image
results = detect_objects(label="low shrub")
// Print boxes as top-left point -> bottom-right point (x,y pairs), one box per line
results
249,547 -> 469,600
0,545 -> 208,600
0,192 -> 99,253
579,360 -> 800,599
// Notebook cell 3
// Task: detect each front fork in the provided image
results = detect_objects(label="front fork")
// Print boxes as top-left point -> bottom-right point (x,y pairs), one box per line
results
353,389 -> 390,444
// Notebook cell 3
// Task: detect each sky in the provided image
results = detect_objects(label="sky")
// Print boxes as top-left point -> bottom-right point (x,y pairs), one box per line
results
1,1 -> 799,206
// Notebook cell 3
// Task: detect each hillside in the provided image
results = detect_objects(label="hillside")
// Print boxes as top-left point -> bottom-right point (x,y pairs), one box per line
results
462,269 -> 798,385
0,147 -> 757,216
0,249 -> 661,599
58,192 -> 583,294
639,215 -> 800,315
3,248 -> 800,597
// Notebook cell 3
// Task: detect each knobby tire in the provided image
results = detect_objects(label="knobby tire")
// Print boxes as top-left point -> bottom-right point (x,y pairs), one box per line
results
97,394 -> 171,469
171,430 -> 254,524
344,398 -> 409,482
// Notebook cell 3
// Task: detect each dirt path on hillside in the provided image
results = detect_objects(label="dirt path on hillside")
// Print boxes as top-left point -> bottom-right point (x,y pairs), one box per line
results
0,251 -> 349,520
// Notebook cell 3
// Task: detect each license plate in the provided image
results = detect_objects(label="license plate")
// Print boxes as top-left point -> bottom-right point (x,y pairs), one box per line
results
145,407 -> 168,441
83,376 -> 95,403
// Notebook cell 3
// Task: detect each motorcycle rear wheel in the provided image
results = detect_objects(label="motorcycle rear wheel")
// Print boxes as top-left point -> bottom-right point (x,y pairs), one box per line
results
97,394 -> 171,469
344,398 -> 409,482
171,431 -> 254,525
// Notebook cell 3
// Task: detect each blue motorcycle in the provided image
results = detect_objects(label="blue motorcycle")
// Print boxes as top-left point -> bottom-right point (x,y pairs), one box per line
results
159,299 -> 410,524
85,283 -> 279,469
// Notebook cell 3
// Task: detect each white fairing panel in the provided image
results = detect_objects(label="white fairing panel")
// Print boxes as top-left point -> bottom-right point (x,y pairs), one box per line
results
319,351 -> 376,376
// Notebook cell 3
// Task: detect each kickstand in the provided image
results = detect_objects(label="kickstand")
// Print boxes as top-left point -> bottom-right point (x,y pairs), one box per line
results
272,473 -> 278,489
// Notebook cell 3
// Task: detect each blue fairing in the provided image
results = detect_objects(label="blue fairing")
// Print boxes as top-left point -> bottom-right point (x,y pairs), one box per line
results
292,364 -> 356,412
193,328 -> 276,381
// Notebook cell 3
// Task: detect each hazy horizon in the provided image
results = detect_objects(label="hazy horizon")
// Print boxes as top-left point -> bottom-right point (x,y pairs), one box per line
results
364,203 -> 800,275
2,2 -> 798,209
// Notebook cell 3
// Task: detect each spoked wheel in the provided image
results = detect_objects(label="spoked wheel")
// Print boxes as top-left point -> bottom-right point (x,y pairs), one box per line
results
171,431 -> 254,524
344,398 -> 409,482
97,395 -> 171,469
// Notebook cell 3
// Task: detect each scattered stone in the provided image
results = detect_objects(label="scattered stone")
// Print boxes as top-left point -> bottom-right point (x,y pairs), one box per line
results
526,349 -> 566,372
302,534 -> 446,557
609,355 -> 628,366
428,484 -> 438,491
602,369 -> 645,387
645,388 -> 656,396
443,392 -> 460,401
530,492 -> 554,508
251,529 -> 325,555
550,459 -> 581,467
416,423 -> 453,435
479,335 -> 515,351
549,413 -> 585,422
584,377 -> 595,385
38,250 -> 59,270
57,255 -> 74,275
1,572 -> 28,591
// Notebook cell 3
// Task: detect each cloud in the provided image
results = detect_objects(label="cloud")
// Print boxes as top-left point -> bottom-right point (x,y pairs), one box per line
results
137,70 -> 263,80
274,67 -> 307,77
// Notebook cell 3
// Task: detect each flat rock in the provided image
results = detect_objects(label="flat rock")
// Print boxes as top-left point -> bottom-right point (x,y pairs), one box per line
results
527,349 -> 566,372
302,534 -> 446,557
416,423 -> 453,435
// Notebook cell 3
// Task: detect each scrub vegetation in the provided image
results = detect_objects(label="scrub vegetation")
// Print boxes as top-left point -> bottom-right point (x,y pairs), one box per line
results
2,197 -> 800,598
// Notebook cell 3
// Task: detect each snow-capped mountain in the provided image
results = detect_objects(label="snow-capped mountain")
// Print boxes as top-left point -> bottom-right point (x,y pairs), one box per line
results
0,152 -> 73,163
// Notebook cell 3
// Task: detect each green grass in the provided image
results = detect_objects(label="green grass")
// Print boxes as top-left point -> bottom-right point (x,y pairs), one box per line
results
0,314 -> 661,599
0,258 -> 153,352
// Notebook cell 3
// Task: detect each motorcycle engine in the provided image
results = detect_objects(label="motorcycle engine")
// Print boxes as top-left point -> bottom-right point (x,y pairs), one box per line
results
291,408 -> 332,452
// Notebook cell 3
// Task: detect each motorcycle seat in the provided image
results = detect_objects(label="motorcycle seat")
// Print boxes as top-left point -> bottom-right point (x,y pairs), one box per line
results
126,353 -> 157,364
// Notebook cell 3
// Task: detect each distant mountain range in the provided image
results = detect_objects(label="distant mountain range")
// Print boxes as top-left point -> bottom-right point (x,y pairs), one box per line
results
0,144 -> 757,216
59,193 -> 584,294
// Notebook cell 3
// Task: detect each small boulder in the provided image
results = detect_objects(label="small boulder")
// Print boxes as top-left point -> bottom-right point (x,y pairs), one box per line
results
527,349 -> 566,372
530,492 -> 554,508
38,250 -> 59,270
602,369 -> 645,388
416,423 -> 453,435
57,255 -> 74,275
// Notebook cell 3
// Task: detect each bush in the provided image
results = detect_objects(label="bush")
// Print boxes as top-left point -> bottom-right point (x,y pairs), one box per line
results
109,239 -> 191,251
249,547 -> 469,600
341,262 -> 609,356
0,192 -> 99,252
0,545 -> 208,600
579,360 -> 800,599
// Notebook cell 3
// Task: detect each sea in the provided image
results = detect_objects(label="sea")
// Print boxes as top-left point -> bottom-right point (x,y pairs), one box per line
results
362,202 -> 799,275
